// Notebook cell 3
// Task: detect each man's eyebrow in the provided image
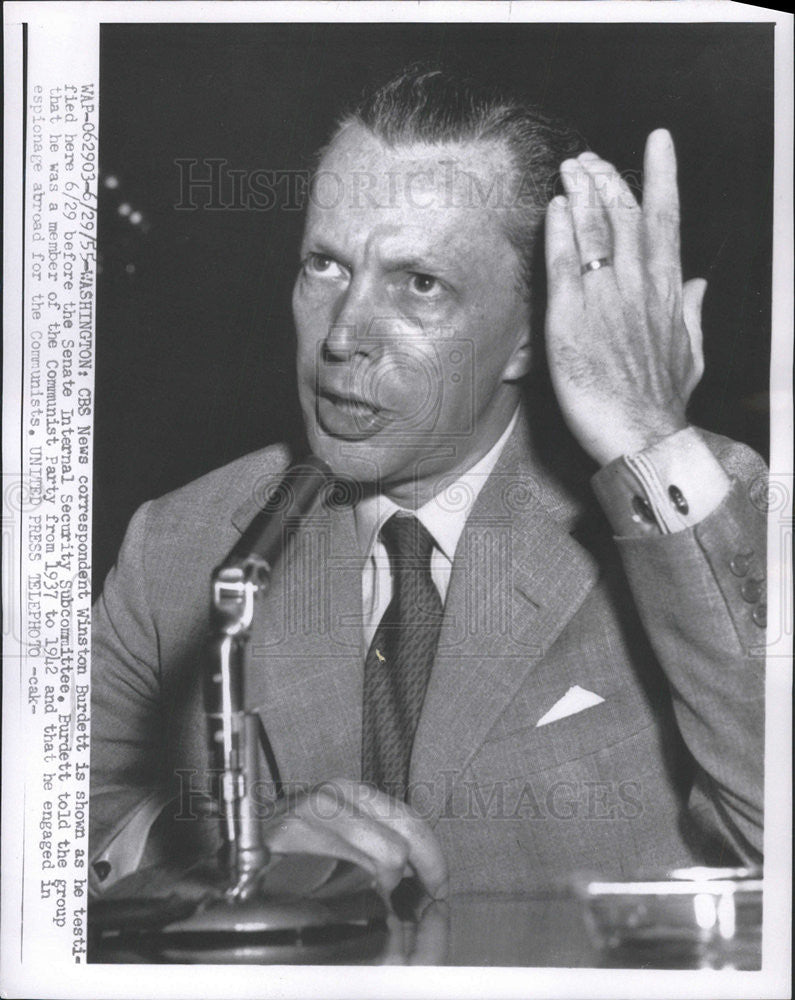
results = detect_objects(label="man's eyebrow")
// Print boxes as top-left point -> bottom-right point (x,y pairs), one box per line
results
380,253 -> 460,275
300,239 -> 349,264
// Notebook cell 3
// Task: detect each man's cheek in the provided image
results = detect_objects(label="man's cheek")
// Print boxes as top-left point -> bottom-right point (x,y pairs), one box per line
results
372,349 -> 443,406
375,376 -> 439,431
370,371 -> 410,413
293,292 -> 334,338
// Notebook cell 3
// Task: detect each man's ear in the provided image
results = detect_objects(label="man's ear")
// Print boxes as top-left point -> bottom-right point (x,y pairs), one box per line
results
501,327 -> 532,382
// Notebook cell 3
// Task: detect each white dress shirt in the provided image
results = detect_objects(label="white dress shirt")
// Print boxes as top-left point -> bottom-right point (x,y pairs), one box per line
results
354,409 -> 520,650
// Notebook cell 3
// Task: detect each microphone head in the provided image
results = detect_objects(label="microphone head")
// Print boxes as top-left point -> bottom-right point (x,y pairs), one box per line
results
224,455 -> 334,573
260,455 -> 333,516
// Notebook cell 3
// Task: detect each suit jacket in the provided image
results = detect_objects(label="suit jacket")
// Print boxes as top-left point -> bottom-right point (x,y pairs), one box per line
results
90,418 -> 766,893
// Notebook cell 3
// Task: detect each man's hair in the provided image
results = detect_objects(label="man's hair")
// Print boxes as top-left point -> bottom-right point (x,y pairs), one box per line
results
333,64 -> 583,297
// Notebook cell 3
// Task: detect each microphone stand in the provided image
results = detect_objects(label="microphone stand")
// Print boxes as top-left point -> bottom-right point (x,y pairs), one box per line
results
89,459 -> 387,963
207,554 -> 272,897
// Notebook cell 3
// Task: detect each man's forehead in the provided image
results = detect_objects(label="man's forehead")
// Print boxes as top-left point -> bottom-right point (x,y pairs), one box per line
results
306,124 -> 520,249
321,122 -> 512,167
313,124 -> 517,201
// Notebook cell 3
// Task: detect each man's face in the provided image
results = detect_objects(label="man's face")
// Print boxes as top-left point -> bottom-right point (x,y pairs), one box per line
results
292,124 -> 531,501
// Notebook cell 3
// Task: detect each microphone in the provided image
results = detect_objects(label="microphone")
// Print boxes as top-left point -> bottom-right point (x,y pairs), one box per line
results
208,455 -> 334,882
89,452 -> 389,963
222,454 -> 332,579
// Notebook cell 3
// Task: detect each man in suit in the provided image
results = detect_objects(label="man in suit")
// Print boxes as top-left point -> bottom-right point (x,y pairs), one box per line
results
90,68 -> 766,899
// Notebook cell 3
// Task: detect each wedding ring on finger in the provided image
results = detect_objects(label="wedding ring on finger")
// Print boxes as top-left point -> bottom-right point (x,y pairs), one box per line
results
580,257 -> 613,275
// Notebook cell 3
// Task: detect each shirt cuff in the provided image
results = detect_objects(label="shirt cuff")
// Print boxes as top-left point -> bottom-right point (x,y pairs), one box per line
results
89,789 -> 174,895
591,427 -> 732,538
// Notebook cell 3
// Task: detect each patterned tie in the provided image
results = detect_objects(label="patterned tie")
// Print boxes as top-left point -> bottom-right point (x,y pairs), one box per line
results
362,513 -> 444,801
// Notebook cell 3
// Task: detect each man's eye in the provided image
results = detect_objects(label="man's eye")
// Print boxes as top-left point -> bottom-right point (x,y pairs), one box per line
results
408,273 -> 441,297
303,254 -> 347,279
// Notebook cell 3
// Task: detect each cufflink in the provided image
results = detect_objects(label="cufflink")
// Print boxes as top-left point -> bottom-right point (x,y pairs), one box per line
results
667,484 -> 689,515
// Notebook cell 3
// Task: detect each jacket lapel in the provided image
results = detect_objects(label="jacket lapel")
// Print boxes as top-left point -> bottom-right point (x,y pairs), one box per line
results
410,421 -> 600,822
226,418 -> 600,808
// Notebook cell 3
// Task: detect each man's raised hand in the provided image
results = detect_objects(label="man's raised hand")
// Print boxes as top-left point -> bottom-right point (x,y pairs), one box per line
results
544,129 -> 708,466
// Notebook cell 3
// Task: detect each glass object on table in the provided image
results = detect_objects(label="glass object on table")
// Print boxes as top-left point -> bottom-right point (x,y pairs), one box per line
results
572,866 -> 762,969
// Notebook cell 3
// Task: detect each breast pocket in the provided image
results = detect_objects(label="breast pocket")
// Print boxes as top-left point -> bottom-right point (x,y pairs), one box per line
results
471,682 -> 657,781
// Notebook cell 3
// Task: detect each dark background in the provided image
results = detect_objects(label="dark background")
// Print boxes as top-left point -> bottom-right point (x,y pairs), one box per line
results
95,22 -> 773,589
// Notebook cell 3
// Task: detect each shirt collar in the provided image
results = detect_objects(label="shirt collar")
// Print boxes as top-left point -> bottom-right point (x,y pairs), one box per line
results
354,408 -> 519,563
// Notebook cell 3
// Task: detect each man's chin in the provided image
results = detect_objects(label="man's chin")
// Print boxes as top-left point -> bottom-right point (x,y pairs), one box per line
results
307,432 -> 389,486
307,437 -> 462,511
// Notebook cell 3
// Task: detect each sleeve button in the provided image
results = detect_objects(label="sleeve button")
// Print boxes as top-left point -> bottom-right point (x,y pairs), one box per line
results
92,860 -> 112,882
741,578 -> 764,603
631,495 -> 656,524
729,553 -> 752,576
752,604 -> 767,628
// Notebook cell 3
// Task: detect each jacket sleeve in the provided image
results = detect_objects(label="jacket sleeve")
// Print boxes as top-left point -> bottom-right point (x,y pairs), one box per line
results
89,500 -> 174,893
607,442 -> 767,862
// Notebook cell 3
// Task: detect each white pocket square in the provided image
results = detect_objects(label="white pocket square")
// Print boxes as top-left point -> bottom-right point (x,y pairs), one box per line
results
535,685 -> 605,727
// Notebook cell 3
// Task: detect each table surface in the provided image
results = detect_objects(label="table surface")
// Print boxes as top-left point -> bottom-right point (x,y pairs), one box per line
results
382,891 -> 760,968
395,892 -> 604,967
91,889 -> 761,968
89,854 -> 762,967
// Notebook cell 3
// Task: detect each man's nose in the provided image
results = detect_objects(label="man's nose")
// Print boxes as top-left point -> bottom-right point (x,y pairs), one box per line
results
322,279 -> 377,363
323,321 -> 359,363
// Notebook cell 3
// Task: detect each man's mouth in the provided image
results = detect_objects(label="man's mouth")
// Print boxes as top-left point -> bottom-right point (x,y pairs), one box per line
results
320,390 -> 379,417
314,388 -> 386,440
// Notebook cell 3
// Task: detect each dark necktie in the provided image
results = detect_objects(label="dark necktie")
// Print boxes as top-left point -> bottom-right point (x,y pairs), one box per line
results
362,513 -> 444,801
